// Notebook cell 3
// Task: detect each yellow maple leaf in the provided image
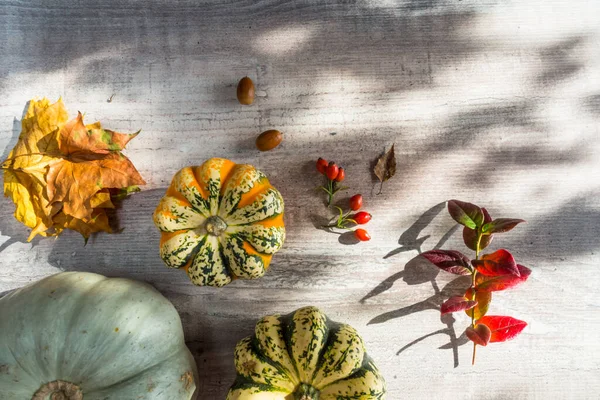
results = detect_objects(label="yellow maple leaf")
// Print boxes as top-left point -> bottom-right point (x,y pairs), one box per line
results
3,98 -> 67,238
2,98 -> 145,241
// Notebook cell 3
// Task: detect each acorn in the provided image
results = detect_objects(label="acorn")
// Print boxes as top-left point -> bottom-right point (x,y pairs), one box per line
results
237,77 -> 255,105
256,130 -> 283,151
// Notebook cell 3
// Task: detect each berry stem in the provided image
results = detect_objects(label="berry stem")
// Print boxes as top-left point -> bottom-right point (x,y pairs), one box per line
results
323,207 -> 355,229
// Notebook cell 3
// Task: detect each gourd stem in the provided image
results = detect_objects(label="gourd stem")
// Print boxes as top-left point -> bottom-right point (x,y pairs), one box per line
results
293,383 -> 320,400
205,215 -> 227,236
32,380 -> 83,400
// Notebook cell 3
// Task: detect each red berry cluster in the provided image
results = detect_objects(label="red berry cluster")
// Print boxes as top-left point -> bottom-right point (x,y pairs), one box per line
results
316,158 -> 373,242
325,194 -> 372,242
316,158 -> 345,206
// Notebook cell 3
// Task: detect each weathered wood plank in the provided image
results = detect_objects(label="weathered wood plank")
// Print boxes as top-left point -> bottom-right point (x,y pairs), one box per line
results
1,0 -> 600,398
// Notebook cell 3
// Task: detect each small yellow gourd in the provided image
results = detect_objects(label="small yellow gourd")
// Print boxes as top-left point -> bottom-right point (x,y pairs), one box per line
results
153,158 -> 285,287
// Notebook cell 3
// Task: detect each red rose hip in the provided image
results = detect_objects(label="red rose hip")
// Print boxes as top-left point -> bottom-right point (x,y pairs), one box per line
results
316,158 -> 328,175
326,162 -> 339,180
353,211 -> 372,225
349,194 -> 363,211
355,228 -> 371,241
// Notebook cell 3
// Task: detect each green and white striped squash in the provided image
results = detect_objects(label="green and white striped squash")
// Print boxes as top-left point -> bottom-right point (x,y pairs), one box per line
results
0,272 -> 198,400
227,306 -> 386,400
153,158 -> 285,287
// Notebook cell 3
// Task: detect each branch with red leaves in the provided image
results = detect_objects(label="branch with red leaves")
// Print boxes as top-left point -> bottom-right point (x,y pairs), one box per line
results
421,200 -> 529,364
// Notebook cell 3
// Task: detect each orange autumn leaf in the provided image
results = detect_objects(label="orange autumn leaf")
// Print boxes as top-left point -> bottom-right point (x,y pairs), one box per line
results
46,112 -> 145,220
2,98 -> 145,241
52,206 -> 113,238
59,113 -> 140,155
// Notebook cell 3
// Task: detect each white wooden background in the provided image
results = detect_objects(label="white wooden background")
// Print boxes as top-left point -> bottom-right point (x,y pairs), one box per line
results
1,0 -> 599,398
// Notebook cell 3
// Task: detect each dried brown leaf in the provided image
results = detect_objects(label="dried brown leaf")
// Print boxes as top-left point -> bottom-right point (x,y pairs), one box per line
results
373,144 -> 396,193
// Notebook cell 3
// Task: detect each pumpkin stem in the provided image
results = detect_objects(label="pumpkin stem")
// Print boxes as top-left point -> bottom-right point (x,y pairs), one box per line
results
32,380 -> 83,400
205,215 -> 227,236
293,383 -> 320,400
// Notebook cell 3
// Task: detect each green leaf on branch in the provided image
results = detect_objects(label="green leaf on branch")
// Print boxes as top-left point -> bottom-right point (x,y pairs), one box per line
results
463,207 -> 493,250
447,199 -> 484,229
482,218 -> 525,234
473,249 -> 520,277
421,250 -> 472,275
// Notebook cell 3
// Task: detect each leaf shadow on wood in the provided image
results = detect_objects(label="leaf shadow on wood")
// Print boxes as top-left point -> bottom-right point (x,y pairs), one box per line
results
383,202 -> 445,259
445,36 -> 590,190
536,37 -> 586,86
362,202 -> 468,367
363,202 -> 458,302
367,256 -> 471,367
582,94 -> 600,116
502,191 -> 600,258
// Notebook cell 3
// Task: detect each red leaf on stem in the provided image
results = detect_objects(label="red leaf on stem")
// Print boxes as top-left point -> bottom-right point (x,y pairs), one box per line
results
448,200 -> 484,229
476,316 -> 527,342
441,296 -> 477,315
421,250 -> 472,275
464,288 -> 492,320
473,249 -> 519,277
475,264 -> 531,292
482,218 -> 525,234
466,324 -> 491,346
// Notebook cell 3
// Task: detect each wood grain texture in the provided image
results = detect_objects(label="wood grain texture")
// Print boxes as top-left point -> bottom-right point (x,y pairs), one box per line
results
1,0 -> 599,398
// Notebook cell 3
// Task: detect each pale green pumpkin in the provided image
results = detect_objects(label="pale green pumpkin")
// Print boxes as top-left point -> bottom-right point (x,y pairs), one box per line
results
227,306 -> 386,400
0,272 -> 198,400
